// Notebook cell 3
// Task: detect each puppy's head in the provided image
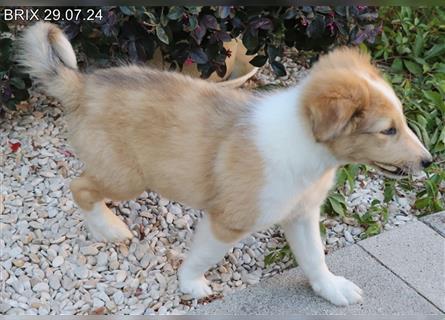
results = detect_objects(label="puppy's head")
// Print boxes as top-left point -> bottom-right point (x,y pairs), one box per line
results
302,47 -> 432,178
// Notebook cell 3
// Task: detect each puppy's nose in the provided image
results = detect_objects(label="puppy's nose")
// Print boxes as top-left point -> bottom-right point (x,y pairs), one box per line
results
421,158 -> 433,169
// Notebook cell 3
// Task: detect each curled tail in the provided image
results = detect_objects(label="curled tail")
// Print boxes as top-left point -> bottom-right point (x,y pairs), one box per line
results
18,22 -> 83,111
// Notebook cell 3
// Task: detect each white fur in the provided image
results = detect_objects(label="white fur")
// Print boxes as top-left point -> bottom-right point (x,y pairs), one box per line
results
282,212 -> 363,306
251,86 -> 338,228
84,202 -> 133,242
18,22 -> 77,79
178,215 -> 237,298
361,73 -> 430,155
406,125 -> 431,155
360,73 -> 402,111
249,85 -> 362,306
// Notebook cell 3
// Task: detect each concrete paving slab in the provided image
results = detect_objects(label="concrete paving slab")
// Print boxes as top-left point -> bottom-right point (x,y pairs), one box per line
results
421,211 -> 445,237
192,244 -> 440,315
359,221 -> 445,312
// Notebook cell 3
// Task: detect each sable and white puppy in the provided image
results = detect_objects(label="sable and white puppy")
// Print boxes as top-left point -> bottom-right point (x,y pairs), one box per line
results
20,22 -> 432,306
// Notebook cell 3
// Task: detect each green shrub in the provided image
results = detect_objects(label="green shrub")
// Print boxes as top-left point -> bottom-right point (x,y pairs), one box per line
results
370,6 -> 445,214
0,20 -> 32,109
370,7 -> 445,157
1,6 -> 379,108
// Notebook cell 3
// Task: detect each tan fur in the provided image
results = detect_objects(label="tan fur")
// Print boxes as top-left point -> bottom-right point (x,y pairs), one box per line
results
22,22 -> 429,243
65,66 -> 264,243
302,47 -> 431,175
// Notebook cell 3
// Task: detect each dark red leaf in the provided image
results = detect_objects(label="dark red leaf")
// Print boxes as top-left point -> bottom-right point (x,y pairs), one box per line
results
191,24 -> 207,45
9,142 -> 21,153
190,48 -> 208,64
250,17 -> 273,31
201,15 -> 218,30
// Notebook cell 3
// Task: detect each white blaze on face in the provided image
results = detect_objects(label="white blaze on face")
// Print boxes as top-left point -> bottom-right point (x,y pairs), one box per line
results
360,73 -> 403,112
360,73 -> 431,157
406,124 -> 431,155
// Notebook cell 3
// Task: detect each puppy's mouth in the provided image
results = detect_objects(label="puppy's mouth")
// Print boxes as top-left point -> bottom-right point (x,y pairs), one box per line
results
372,162 -> 407,178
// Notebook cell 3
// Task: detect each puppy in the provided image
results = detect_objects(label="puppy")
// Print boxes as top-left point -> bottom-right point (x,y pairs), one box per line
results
19,22 -> 432,306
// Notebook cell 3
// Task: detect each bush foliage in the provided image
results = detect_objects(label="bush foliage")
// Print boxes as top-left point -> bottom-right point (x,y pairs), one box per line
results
1,6 -> 379,108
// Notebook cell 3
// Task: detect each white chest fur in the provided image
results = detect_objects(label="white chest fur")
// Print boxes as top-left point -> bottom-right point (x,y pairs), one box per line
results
251,87 -> 338,228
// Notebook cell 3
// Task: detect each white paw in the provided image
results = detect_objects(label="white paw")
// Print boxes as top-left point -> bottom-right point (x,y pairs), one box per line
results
84,203 -> 133,242
311,273 -> 363,306
179,274 -> 213,299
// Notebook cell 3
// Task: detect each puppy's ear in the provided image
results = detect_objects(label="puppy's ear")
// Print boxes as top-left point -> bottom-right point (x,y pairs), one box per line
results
302,70 -> 369,142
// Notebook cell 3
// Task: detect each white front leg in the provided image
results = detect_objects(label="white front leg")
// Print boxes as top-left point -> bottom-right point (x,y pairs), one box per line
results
178,215 -> 241,298
282,211 -> 363,306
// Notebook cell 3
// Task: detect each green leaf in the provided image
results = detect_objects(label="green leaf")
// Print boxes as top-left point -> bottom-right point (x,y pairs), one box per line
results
413,33 -> 424,57
249,55 -> 268,67
0,21 -> 9,32
144,10 -> 158,24
319,222 -> 327,238
264,253 -> 274,267
328,196 -> 345,217
404,60 -> 422,76
187,15 -> 198,31
365,223 -> 381,237
185,6 -> 202,15
415,197 -> 430,209
425,179 -> 438,197
242,30 -> 259,53
271,61 -> 286,77
384,180 -> 396,203
156,25 -> 169,45
10,77 -> 26,90
422,90 -> 444,108
160,13 -> 169,27
391,58 -> 403,73
119,6 -> 136,16
424,43 -> 445,60
167,7 -> 184,20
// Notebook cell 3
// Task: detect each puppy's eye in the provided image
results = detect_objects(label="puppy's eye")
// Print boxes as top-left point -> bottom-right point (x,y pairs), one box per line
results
380,127 -> 397,135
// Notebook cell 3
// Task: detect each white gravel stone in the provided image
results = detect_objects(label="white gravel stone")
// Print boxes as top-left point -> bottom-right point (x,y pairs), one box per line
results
52,256 -> 64,267
33,282 -> 49,292
115,270 -> 127,283
80,246 -> 99,256
113,291 -> 125,305
96,252 -> 108,266
344,230 -> 354,243
74,266 -> 89,279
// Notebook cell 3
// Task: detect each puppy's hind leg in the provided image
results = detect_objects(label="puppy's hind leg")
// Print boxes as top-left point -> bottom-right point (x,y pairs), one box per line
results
70,174 -> 134,242
178,215 -> 244,298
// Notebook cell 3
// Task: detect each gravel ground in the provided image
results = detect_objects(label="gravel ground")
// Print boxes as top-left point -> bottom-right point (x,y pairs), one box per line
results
0,51 -> 425,315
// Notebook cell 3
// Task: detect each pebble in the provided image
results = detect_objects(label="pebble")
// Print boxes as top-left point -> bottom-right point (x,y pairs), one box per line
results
174,218 -> 187,229
96,252 -> 108,266
242,253 -> 252,264
12,259 -> 25,268
113,291 -> 125,305
333,224 -> 344,233
351,227 -> 364,236
344,230 -> 354,243
74,266 -> 89,279
52,256 -> 64,267
326,237 -> 339,244
80,246 -> 99,256
33,282 -> 49,292
48,276 -> 61,290
115,270 -> 127,283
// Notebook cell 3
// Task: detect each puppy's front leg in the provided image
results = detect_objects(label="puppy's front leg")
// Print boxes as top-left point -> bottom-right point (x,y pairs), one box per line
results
179,215 -> 242,298
282,211 -> 363,306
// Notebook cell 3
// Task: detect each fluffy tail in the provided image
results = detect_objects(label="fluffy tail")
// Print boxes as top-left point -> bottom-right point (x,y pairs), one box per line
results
18,22 -> 83,111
